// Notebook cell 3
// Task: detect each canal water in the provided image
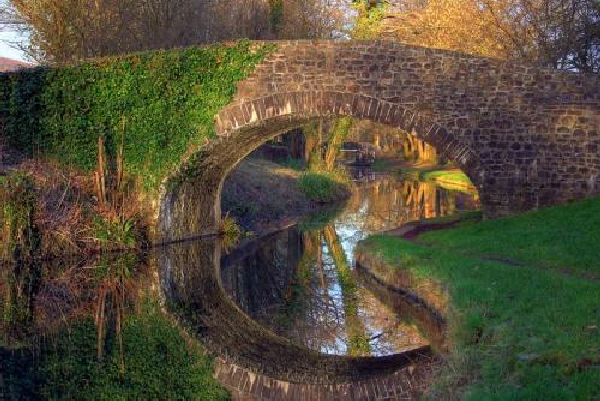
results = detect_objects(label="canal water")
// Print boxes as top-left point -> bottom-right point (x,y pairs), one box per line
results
220,167 -> 479,357
1,165 -> 478,397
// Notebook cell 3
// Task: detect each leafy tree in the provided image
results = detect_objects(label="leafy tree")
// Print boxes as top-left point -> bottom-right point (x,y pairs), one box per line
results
352,0 -> 600,74
2,0 -> 351,63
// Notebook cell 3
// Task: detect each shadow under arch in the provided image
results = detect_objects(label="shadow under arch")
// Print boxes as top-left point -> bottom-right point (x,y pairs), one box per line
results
160,91 -> 483,242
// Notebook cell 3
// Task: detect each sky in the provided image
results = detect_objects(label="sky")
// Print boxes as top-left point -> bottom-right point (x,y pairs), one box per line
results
0,0 -> 29,61
0,30 -> 28,61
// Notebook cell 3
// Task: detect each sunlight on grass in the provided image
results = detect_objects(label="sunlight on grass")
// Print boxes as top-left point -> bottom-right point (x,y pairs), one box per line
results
422,170 -> 473,185
420,197 -> 600,275
359,197 -> 600,399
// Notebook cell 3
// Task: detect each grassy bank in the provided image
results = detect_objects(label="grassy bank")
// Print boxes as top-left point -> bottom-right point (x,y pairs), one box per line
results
422,169 -> 472,185
221,158 -> 350,233
0,164 -> 143,260
359,198 -> 600,399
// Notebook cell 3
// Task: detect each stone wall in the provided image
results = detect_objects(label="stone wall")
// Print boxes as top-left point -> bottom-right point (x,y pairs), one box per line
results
161,39 -> 600,242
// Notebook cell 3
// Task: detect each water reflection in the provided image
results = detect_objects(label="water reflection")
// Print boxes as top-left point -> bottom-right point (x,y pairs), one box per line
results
221,169 -> 478,356
1,254 -> 147,347
160,237 -> 432,385
343,168 -> 478,232
1,167 -> 477,397
1,254 -> 230,400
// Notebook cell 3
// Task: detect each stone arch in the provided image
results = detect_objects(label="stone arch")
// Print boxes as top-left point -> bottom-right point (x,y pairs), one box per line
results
159,40 -> 600,242
160,91 -> 483,241
217,91 -> 482,178
155,39 -> 600,397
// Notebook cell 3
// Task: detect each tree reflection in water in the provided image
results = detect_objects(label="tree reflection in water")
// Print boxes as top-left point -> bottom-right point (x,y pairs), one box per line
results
220,169 -> 478,357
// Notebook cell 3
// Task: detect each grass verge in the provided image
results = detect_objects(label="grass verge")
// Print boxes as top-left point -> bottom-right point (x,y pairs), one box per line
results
422,170 -> 472,185
222,158 -> 349,233
359,198 -> 600,399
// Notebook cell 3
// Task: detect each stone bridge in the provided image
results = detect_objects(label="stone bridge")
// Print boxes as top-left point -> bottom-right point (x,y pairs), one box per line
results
160,40 -> 600,241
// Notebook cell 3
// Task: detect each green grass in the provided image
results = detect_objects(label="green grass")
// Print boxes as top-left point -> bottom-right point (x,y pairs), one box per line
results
422,169 -> 474,186
359,197 -> 600,400
421,169 -> 478,194
422,170 -> 472,184
420,197 -> 600,275
297,171 -> 350,203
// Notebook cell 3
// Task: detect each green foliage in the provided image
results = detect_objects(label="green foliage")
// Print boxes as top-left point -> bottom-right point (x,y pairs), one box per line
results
351,1 -> 388,39
2,261 -> 42,345
324,117 -> 354,170
1,173 -> 40,261
0,41 -> 273,191
219,212 -> 242,248
360,197 -> 600,399
92,216 -> 138,250
297,171 -> 350,203
331,116 -> 353,142
40,302 -> 229,400
93,253 -> 137,281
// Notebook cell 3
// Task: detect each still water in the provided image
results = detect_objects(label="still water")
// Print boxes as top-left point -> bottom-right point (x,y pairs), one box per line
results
220,168 -> 479,357
1,167 -> 477,397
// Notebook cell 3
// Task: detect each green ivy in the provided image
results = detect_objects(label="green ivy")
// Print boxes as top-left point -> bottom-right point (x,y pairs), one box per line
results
0,41 -> 273,191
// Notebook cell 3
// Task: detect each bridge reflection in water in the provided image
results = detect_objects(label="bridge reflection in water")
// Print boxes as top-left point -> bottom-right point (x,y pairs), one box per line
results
220,169 -> 477,359
158,168 -> 479,398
